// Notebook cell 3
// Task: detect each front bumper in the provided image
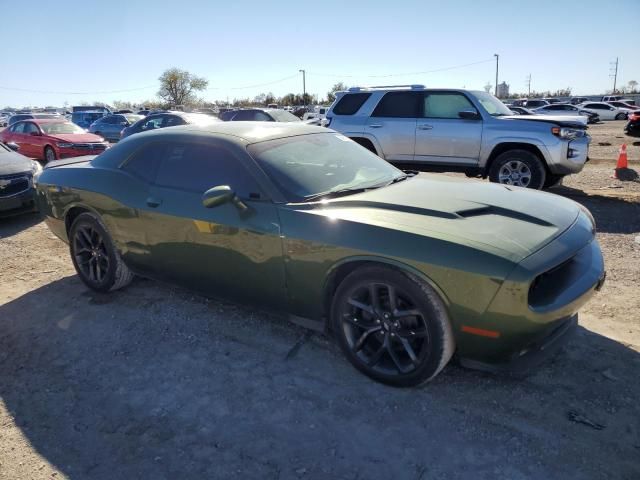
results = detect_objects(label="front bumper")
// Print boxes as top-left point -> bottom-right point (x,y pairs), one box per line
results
0,187 -> 37,217
546,134 -> 591,175
459,314 -> 578,375
455,213 -> 605,371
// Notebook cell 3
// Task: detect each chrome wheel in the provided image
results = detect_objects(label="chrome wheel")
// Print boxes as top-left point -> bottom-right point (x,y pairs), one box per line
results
498,160 -> 532,187
73,224 -> 110,284
339,282 -> 430,376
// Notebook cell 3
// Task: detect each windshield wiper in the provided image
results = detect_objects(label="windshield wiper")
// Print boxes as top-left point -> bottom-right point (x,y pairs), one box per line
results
303,186 -> 372,202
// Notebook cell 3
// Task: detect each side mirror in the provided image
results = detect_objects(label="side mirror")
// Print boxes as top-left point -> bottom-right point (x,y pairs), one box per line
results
30,130 -> 42,136
7,142 -> 19,152
458,110 -> 481,120
202,185 -> 235,208
202,185 -> 251,215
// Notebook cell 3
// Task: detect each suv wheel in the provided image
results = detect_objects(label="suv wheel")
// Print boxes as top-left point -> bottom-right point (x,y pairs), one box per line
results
489,149 -> 546,189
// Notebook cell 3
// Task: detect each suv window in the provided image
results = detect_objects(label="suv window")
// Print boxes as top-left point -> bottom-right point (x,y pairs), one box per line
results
372,92 -> 420,118
122,142 -> 165,183
332,93 -> 371,115
155,143 -> 260,197
424,93 -> 476,119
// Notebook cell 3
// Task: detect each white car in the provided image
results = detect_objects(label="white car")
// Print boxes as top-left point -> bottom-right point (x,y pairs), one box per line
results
607,101 -> 639,112
302,105 -> 330,121
578,102 -> 630,120
533,104 -> 590,117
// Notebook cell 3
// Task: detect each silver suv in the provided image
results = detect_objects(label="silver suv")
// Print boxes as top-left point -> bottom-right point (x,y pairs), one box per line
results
325,85 -> 591,189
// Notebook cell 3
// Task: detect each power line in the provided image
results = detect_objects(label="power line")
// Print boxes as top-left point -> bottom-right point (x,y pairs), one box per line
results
307,58 -> 495,79
0,85 -> 156,95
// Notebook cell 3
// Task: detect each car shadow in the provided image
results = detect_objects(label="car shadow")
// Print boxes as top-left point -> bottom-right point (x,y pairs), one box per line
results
549,185 -> 640,234
0,211 -> 42,237
1,277 -> 639,479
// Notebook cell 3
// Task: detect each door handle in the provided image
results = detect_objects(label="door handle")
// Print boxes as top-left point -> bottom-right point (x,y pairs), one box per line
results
146,197 -> 162,208
369,124 -> 383,128
418,124 -> 433,130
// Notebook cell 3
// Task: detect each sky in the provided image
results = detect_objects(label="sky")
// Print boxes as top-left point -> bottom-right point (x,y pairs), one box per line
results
0,0 -> 638,108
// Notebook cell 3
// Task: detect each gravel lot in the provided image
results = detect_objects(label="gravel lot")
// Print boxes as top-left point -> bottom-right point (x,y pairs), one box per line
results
1,124 -> 639,480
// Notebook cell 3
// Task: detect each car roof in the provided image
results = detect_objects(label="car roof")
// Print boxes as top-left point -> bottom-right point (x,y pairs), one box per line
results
139,122 -> 328,144
30,118 -> 69,124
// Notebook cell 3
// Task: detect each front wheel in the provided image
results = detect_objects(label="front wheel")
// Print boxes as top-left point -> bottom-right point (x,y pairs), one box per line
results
69,212 -> 134,292
44,146 -> 56,163
488,149 -> 546,189
331,266 -> 454,387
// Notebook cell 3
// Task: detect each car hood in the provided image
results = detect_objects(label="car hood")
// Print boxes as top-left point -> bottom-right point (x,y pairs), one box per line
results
306,175 -> 581,262
0,150 -> 34,175
501,115 -> 587,128
48,133 -> 105,143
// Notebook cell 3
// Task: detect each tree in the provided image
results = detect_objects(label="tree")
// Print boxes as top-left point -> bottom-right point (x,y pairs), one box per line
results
157,68 -> 208,106
628,80 -> 638,93
327,82 -> 347,103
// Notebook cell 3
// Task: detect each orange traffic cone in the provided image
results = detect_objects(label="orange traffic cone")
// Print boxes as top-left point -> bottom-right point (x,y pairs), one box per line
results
612,144 -> 628,179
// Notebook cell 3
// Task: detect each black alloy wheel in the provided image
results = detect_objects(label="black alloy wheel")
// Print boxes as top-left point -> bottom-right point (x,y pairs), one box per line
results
73,223 -> 110,285
332,267 -> 454,387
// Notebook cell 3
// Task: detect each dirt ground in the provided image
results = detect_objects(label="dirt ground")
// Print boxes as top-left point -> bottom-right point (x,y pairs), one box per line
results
1,124 -> 639,479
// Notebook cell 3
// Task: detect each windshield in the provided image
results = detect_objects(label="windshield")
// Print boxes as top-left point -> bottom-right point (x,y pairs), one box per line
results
40,122 -> 86,134
268,109 -> 301,122
471,91 -> 513,116
182,113 -> 221,125
124,114 -> 143,123
248,132 -> 404,202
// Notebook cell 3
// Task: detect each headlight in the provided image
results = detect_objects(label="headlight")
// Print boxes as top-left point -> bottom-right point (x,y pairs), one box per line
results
31,160 -> 43,173
57,142 -> 73,148
578,203 -> 596,232
551,127 -> 584,139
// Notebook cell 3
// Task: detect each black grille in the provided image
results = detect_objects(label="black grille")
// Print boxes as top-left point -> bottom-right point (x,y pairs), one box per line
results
71,143 -> 107,150
0,173 -> 31,197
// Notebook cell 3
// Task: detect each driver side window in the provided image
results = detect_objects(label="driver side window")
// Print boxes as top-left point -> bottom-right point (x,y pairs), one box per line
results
141,116 -> 164,131
424,93 -> 476,119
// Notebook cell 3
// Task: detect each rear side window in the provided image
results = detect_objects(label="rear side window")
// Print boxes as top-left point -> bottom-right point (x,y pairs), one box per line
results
424,93 -> 476,119
122,142 -> 165,183
332,93 -> 371,115
372,92 -> 420,118
11,122 -> 25,133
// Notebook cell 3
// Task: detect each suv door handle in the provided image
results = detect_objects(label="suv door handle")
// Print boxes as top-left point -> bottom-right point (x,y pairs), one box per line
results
146,197 -> 162,208
369,124 -> 383,128
418,124 -> 433,130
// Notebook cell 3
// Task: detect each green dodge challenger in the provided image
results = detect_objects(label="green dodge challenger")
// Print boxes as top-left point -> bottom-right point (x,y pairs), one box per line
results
35,123 -> 605,386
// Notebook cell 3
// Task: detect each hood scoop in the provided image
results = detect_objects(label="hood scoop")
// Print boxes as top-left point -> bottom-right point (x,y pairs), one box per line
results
456,205 -> 555,227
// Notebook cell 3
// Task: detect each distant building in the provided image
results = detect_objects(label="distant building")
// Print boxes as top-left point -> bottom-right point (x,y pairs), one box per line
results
497,82 -> 509,98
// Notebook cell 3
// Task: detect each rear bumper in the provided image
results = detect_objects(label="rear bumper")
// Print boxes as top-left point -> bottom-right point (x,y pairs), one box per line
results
459,314 -> 578,375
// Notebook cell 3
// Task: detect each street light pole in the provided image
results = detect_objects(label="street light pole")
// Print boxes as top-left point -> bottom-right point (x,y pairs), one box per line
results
494,54 -> 499,97
299,69 -> 306,107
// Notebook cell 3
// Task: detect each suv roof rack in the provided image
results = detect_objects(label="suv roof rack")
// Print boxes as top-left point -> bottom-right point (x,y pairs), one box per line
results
347,84 -> 426,92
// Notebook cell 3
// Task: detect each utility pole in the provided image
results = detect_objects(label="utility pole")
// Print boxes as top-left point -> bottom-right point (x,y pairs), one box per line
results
494,54 -> 499,97
299,69 -> 306,107
610,57 -> 619,94
526,74 -> 531,96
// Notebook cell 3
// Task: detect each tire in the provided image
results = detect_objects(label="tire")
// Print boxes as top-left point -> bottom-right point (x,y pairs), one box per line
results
331,266 -> 454,387
615,113 -> 627,120
488,149 -> 546,190
543,173 -> 565,189
69,212 -> 134,293
44,146 -> 56,163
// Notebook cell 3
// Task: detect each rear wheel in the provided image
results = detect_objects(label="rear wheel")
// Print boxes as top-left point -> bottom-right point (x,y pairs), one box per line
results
69,212 -> 134,292
331,266 -> 454,387
615,113 -> 627,120
44,146 -> 56,163
488,149 -> 546,189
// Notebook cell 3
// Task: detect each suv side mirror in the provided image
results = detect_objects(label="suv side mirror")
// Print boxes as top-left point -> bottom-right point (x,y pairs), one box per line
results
458,110 -> 481,120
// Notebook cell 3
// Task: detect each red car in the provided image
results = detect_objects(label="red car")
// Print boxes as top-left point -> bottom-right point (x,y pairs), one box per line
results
0,119 -> 108,162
